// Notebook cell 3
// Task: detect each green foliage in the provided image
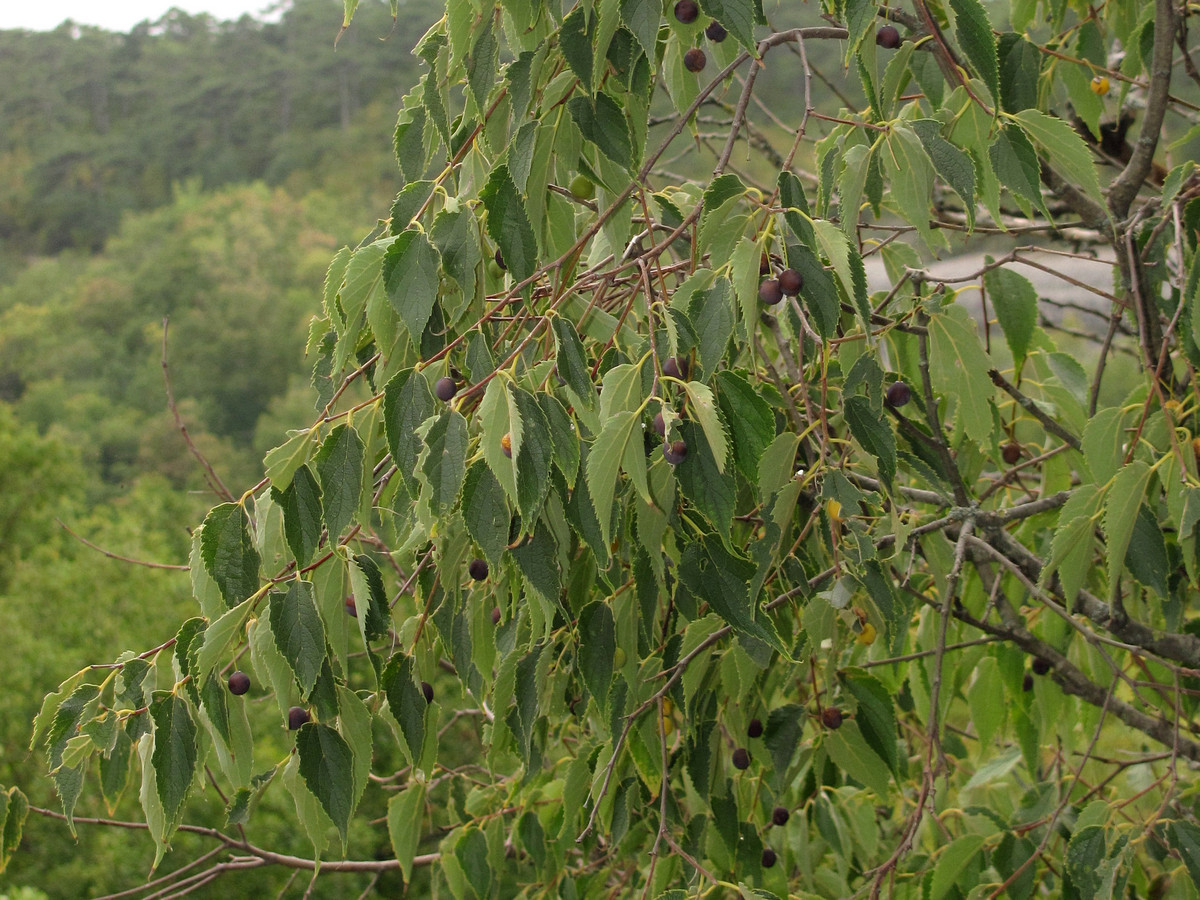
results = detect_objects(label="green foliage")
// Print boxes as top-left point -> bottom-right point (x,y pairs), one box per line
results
7,0 -> 1200,898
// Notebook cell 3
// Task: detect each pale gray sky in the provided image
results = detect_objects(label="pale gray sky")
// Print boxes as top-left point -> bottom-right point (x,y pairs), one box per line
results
0,0 -> 281,32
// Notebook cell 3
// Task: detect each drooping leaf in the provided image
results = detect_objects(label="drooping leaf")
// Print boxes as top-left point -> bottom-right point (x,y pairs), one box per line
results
844,396 -> 897,488
388,781 -> 426,884
296,723 -> 355,849
480,164 -> 538,283
1014,108 -> 1106,209
149,692 -> 197,828
200,504 -> 261,608
714,370 -> 774,482
927,304 -> 995,444
840,668 -> 900,774
948,0 -> 999,102
383,229 -> 442,348
1105,461 -> 1153,595
314,424 -> 365,543
578,601 -> 616,709
274,465 -> 323,566
383,368 -> 435,498
382,652 -> 427,764
420,410 -> 468,514
982,264 -> 1037,367
268,580 -> 327,697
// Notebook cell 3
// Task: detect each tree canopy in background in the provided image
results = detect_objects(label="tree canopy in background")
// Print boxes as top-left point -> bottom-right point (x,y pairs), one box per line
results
3,0 -> 1200,898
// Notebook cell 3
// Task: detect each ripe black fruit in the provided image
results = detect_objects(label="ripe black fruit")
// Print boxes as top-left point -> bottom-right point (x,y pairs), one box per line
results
1002,442 -> 1022,465
759,278 -> 784,306
1022,672 -> 1034,692
683,48 -> 707,73
732,747 -> 751,769
876,25 -> 901,48
228,671 -> 250,695
491,606 -> 502,625
885,381 -> 911,408
662,356 -> 689,380
772,805 -> 790,826
821,707 -> 843,730
288,707 -> 310,730
421,681 -> 434,703
705,21 -> 727,42
435,376 -> 457,402
469,558 -> 489,581
493,248 -> 506,271
779,268 -> 803,296
345,597 -> 357,617
674,0 -> 699,23
747,717 -> 764,738
761,847 -> 777,868
663,440 -> 688,465
1032,656 -> 1052,676
653,412 -> 666,437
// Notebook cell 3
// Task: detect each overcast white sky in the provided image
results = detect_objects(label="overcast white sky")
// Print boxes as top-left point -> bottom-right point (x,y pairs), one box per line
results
0,1 -> 280,32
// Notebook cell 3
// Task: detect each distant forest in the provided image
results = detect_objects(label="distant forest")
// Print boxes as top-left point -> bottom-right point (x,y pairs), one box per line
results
0,0 -> 439,259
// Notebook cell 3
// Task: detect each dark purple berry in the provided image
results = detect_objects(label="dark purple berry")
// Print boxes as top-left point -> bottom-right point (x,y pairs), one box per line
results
653,412 -> 666,437
1002,442 -> 1022,465
288,706 -> 310,730
779,268 -> 803,296
876,25 -> 901,49
772,805 -> 790,826
663,440 -> 688,465
762,847 -> 777,868
759,278 -> 784,306
491,606 -> 502,625
1022,672 -> 1034,692
344,597 -> 357,617
705,20 -> 727,42
747,717 -> 764,738
683,48 -> 707,73
662,356 -> 689,380
494,248 -> 506,271
885,381 -> 911,408
821,707 -> 843,730
1032,656 -> 1052,676
732,747 -> 751,769
435,376 -> 457,402
421,681 -> 434,703
469,558 -> 489,581
227,671 -> 250,695
674,0 -> 699,24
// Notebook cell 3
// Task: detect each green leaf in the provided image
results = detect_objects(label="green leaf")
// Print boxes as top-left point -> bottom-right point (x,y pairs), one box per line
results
844,396 -> 897,488
350,553 -> 391,641
1105,461 -> 1153,594
1082,407 -> 1128,484
777,170 -> 815,244
997,32 -> 1041,112
982,264 -> 1037,366
1125,505 -> 1169,598
1013,108 -> 1107,210
883,125 -> 936,246
200,504 -> 261,608
383,229 -> 442,347
587,410 -> 641,546
675,420 -> 738,540
578,601 -> 616,709
948,0 -> 998,100
388,782 -> 426,884
840,668 -> 899,774
314,424 -> 365,543
927,305 -> 994,444
1066,825 -> 1106,898
195,601 -> 253,687
466,14 -> 497,112
705,0 -> 760,52
552,317 -> 596,414
461,461 -> 511,564
568,93 -> 632,170
687,278 -> 735,380
268,581 -> 327,697
989,125 -> 1047,215
480,164 -> 538,283
682,381 -> 729,475
931,834 -> 986,900
1168,820 -> 1200,889
383,368 -> 435,498
457,828 -> 492,899
1043,484 -> 1101,605
421,410 -> 468,514
619,0 -> 659,59
714,371 -> 774,482
274,465 -> 323,566
912,119 -> 976,230
512,388 -> 554,523
383,653 -> 427,764
150,693 -> 197,828
823,720 -> 891,796
560,5 -> 595,93
967,656 -> 1004,746
0,786 -> 27,875
430,208 -> 481,319
263,430 -> 317,489
678,535 -> 785,653
296,723 -> 355,849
